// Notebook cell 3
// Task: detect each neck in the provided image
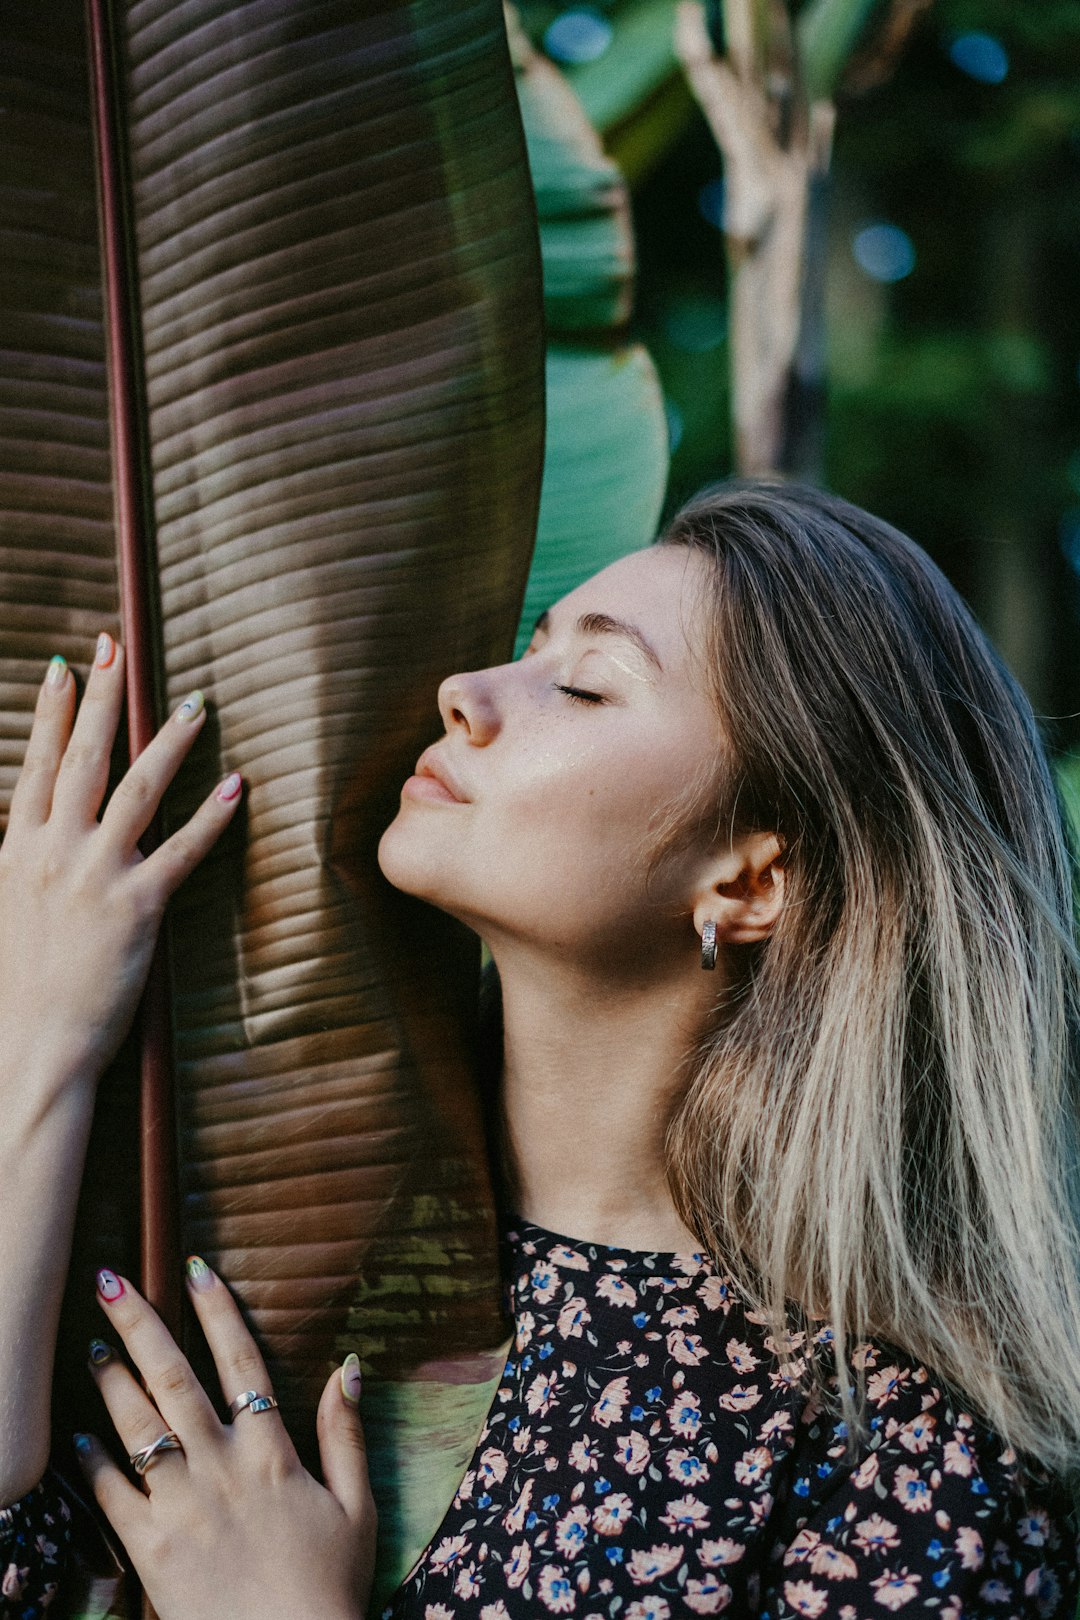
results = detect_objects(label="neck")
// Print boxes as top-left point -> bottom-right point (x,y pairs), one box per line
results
491,946 -> 721,1253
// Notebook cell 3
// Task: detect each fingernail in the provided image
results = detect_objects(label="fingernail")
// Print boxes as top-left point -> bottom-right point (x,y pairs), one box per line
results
216,772 -> 242,803
96,1269 -> 124,1302
185,1255 -> 214,1292
174,689 -> 204,723
73,1433 -> 93,1456
46,655 -> 68,688
94,632 -> 116,669
88,1339 -> 112,1366
341,1352 -> 362,1406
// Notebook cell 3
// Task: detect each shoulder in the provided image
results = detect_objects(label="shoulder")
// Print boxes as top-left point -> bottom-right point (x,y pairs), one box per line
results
759,1337 -> 1079,1618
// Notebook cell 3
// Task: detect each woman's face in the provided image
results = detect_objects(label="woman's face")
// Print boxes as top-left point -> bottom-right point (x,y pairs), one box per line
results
377,544 -> 724,971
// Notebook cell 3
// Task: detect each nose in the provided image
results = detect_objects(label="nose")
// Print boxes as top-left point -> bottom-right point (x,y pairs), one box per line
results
437,668 -> 500,744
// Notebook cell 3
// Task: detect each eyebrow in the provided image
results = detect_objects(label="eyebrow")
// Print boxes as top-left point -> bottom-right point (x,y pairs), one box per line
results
532,608 -> 664,673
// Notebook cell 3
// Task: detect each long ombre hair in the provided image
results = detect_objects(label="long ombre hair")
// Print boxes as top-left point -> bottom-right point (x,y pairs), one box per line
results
660,481 -> 1080,1482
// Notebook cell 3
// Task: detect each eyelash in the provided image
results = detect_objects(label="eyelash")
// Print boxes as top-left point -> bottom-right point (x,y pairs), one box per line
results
554,683 -> 605,706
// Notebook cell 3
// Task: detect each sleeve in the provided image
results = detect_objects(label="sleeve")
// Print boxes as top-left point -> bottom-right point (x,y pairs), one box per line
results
0,1469 -> 126,1620
756,1344 -> 1080,1620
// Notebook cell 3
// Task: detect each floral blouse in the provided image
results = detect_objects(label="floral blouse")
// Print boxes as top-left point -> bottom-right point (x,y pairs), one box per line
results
386,1219 -> 1079,1620
0,1478 -> 69,1616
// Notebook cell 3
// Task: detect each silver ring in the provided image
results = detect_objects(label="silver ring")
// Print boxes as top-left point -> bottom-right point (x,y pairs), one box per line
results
701,919 -> 718,971
228,1389 -> 279,1420
129,1430 -> 183,1476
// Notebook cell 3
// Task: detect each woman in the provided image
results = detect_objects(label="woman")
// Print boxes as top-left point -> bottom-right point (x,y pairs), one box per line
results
2,481 -> 1079,1619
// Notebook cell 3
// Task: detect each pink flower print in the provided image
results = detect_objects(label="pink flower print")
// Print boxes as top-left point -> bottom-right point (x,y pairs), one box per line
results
725,1338 -> 760,1373
685,1575 -> 733,1613
549,1243 -> 590,1270
850,1341 -> 880,1369
593,1375 -> 631,1428
555,1506 -> 590,1557
570,1435 -> 601,1472
628,1544 -> 683,1585
526,1371 -> 559,1415
783,1580 -> 829,1617
660,1494 -> 710,1535
515,1311 -> 535,1352
733,1446 -> 773,1486
505,1541 -> 531,1589
758,1410 -> 793,1443
503,1480 -> 534,1535
480,1604 -> 511,1620
852,1515 -> 901,1554
768,1357 -> 807,1389
477,1447 -> 508,1487
867,1365 -> 910,1406
668,1329 -> 707,1365
662,1302 -> 699,1327
558,1295 -> 591,1339
455,1563 -> 483,1600
455,1469 -> 477,1502
2,1567 -> 26,1602
512,1424 -> 533,1455
593,1492 -> 634,1535
615,1431 -> 651,1475
870,1568 -> 922,1610
896,1413 -> 936,1453
747,1492 -> 773,1526
539,1564 -> 577,1613
851,1452 -> 879,1489
717,1383 -> 763,1412
699,1538 -> 746,1567
783,1529 -> 821,1565
666,1448 -> 710,1485
954,1526 -> 984,1570
668,1389 -> 702,1437
808,1544 -> 859,1582
429,1534 -> 472,1575
943,1432 -> 975,1476
1017,1507 -> 1050,1547
596,1274 -> 637,1308
892,1465 -> 932,1512
531,1260 -> 559,1303
697,1275 -> 735,1314
1026,1566 -> 1062,1616
424,1606 -> 455,1620
626,1599 -> 672,1620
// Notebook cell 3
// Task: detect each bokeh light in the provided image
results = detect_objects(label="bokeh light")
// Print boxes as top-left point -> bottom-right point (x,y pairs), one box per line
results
1059,509 -> 1080,574
697,178 -> 726,231
544,8 -> 613,65
852,222 -> 916,283
664,400 -> 685,453
663,295 -> 727,353
948,32 -> 1009,85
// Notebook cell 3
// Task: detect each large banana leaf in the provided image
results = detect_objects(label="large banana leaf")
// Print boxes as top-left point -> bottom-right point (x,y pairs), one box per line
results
1,1 -> 545,1611
508,8 -> 670,656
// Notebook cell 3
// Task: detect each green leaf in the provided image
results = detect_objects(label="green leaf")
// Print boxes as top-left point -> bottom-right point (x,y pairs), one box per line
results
797,0 -> 884,100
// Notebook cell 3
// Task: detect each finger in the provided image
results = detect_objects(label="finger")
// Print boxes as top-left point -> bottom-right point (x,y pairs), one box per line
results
6,655 -> 76,832
94,1269 -> 220,1446
137,771 -> 243,903
316,1354 -> 374,1529
49,632 -> 126,827
183,1257 -> 289,1446
73,1431 -> 148,1541
86,1336 -> 186,1480
97,687 -> 210,853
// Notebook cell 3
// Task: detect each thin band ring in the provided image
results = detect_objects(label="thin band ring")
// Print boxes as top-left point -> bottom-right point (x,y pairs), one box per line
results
129,1430 -> 184,1476
228,1389 -> 280,1420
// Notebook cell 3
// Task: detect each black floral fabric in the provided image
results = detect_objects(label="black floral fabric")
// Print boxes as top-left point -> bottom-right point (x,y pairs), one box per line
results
387,1220 -> 1079,1620
0,1476 -> 70,1617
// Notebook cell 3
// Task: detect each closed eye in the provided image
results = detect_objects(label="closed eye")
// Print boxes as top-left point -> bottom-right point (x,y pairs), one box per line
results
554,683 -> 606,705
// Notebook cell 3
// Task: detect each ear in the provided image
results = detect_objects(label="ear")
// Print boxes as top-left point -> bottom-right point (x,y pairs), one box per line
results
692,830 -> 785,947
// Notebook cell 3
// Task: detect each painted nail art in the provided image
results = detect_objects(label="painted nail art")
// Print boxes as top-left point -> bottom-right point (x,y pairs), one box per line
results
96,1269 -> 124,1302
46,655 -> 67,688
88,1339 -> 112,1366
94,632 -> 116,669
340,1352 -> 362,1406
73,1433 -> 92,1456
216,772 -> 242,803
185,1255 -> 213,1292
174,689 -> 204,723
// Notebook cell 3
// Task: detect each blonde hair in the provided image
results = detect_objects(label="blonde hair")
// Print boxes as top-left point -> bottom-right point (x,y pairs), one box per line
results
661,480 -> 1080,1482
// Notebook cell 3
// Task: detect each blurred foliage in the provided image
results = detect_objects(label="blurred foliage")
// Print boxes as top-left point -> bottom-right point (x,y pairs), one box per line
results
519,0 -> 1080,749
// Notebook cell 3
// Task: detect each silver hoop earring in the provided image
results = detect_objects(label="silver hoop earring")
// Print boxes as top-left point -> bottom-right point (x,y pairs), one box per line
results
701,920 -> 717,971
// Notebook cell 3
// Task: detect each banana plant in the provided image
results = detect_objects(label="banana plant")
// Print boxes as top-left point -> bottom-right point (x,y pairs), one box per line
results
2,1 -> 544,1611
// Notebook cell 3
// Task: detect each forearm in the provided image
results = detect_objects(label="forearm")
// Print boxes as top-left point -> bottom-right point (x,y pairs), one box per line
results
0,1066 -> 96,1505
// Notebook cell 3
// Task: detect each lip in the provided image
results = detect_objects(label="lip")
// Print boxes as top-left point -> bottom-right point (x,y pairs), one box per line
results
402,748 -> 469,805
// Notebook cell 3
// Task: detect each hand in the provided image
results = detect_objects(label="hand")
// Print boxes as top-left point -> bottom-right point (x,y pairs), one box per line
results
74,1260 -> 375,1620
0,635 -> 242,1106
